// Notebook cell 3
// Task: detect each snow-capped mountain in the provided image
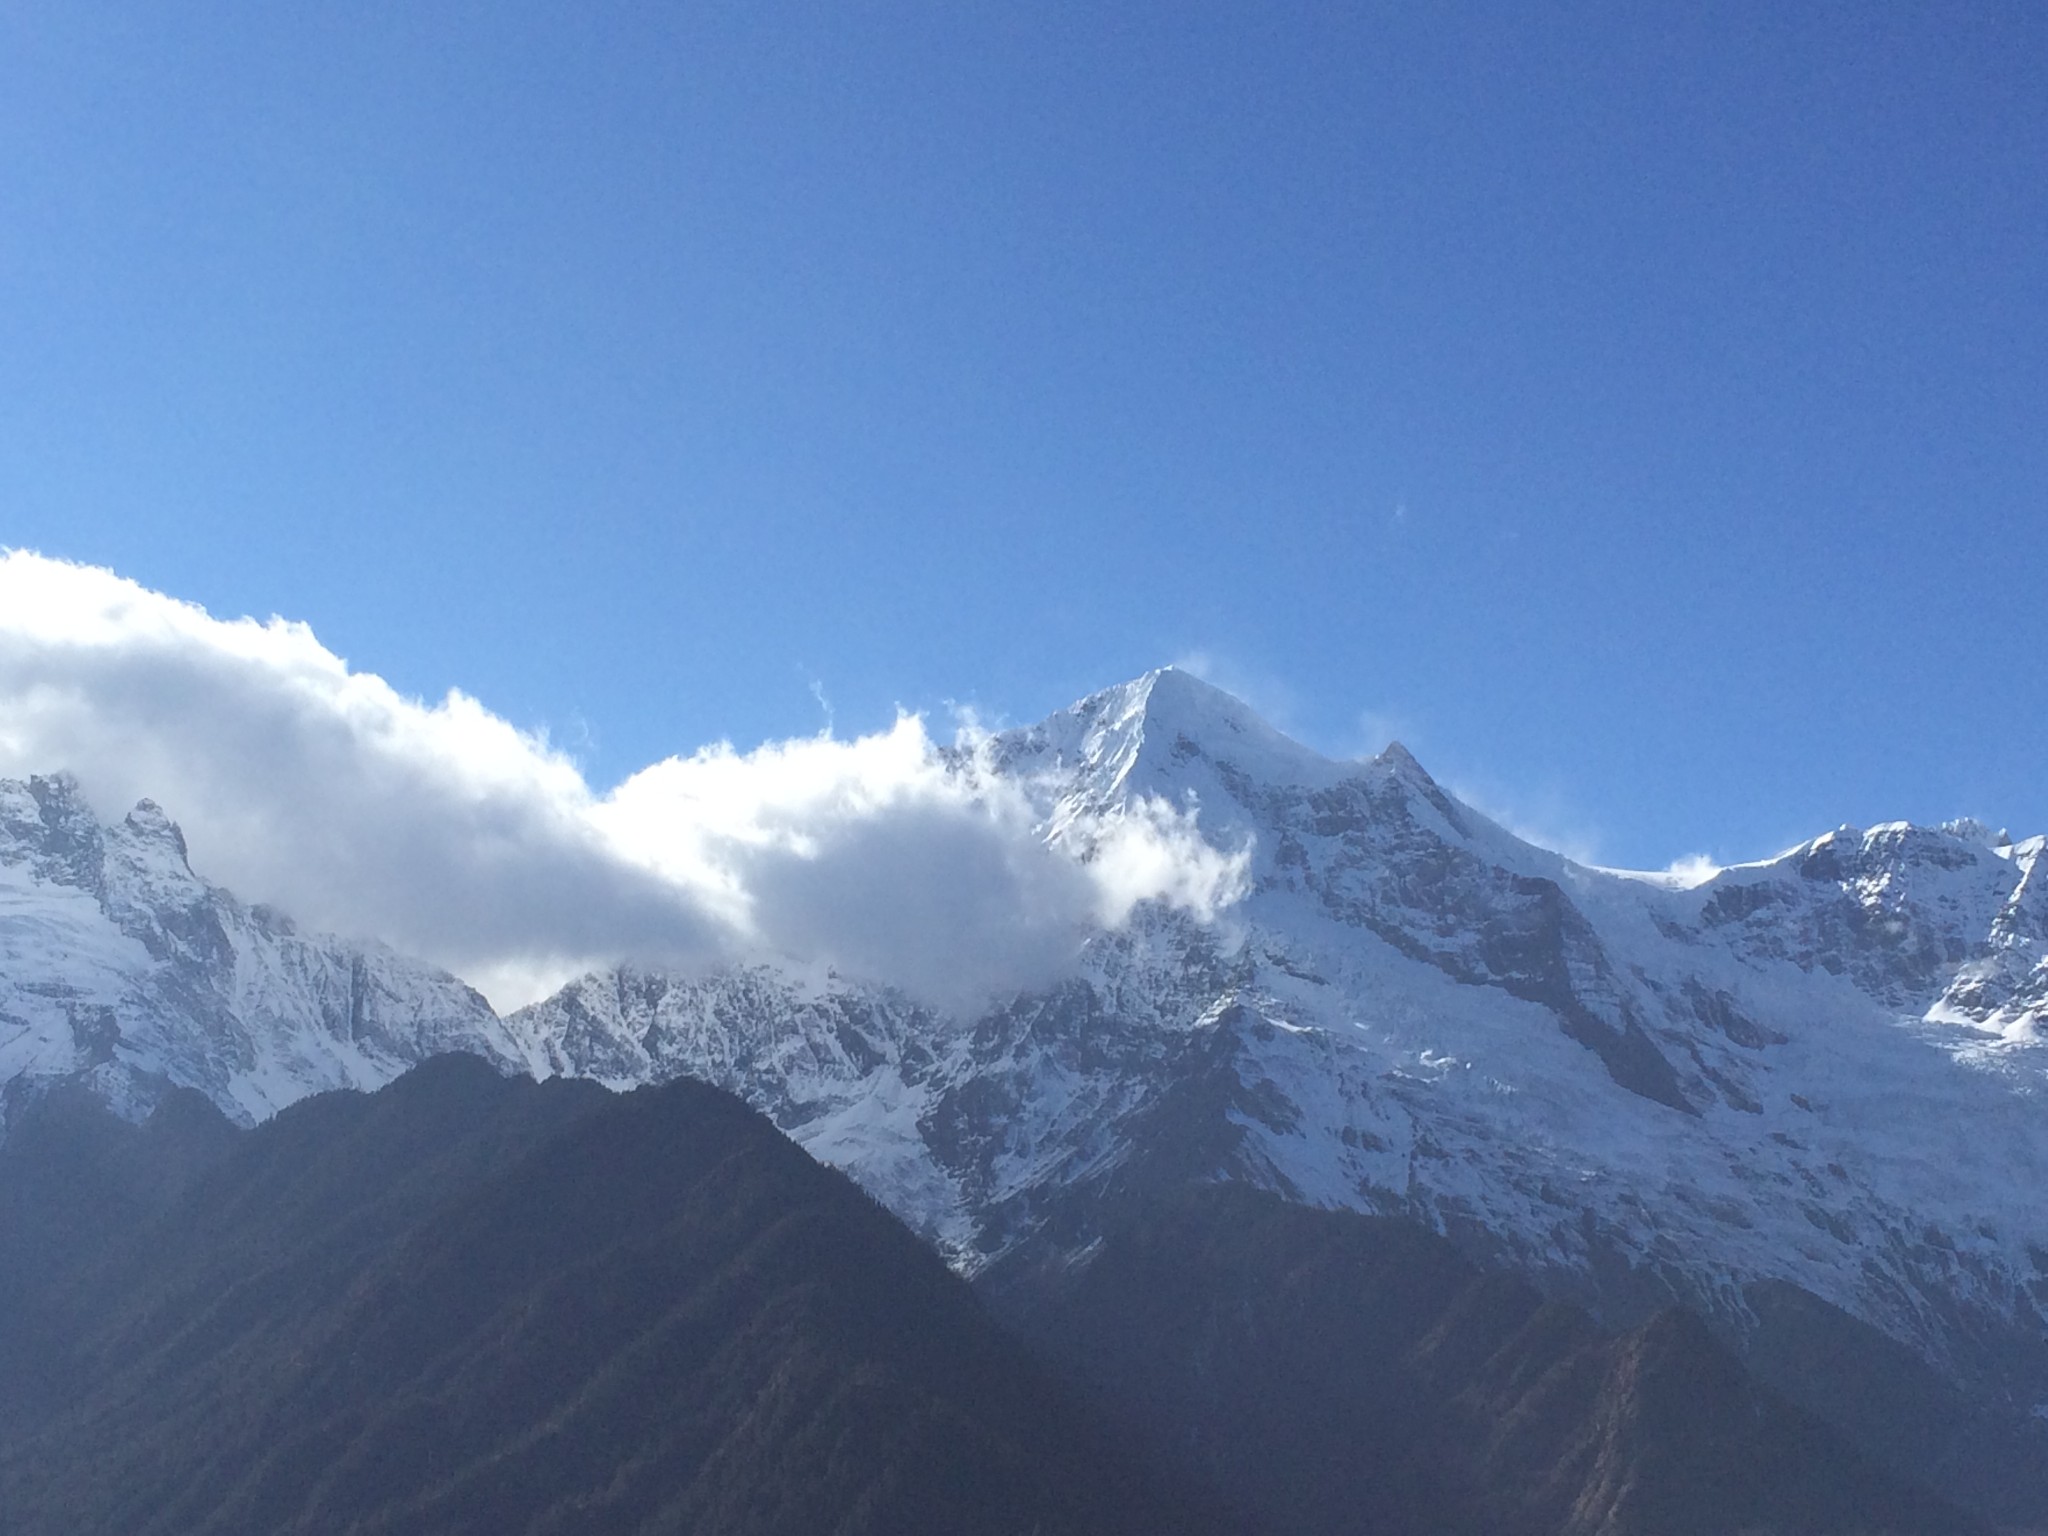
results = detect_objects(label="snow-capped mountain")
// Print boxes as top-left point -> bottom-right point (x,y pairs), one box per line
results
0,773 -> 532,1131
512,669 -> 2048,1418
8,669 -> 2048,1441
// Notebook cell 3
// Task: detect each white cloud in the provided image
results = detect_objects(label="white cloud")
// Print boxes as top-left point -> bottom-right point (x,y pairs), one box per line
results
0,551 -> 1247,1012
590,713 -> 1249,1014
1052,793 -> 1251,927
1587,853 -> 1723,891
1661,853 -> 1723,887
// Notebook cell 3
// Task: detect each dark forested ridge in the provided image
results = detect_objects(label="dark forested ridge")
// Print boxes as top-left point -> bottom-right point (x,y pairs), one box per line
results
0,1057 -> 1231,1536
985,1185 -> 1991,1536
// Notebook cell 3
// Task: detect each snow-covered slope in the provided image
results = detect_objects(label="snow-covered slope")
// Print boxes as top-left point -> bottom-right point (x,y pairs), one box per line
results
512,670 -> 2048,1412
0,773 -> 532,1131
10,671 -> 2048,1422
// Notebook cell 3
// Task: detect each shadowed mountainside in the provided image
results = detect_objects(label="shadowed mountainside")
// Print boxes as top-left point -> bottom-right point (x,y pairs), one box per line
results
0,1055 -> 1232,1536
987,1185 -> 1988,1536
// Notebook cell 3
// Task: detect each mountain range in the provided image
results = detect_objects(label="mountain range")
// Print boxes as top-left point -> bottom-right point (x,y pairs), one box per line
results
5,666 -> 2046,1526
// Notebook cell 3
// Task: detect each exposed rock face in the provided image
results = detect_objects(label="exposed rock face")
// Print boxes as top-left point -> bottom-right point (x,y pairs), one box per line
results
0,774 -> 532,1132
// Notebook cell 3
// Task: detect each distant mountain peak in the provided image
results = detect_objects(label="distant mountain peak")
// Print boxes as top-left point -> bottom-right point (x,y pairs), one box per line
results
121,798 -> 190,866
1123,663 -> 1247,714
1373,738 -> 1424,775
1061,666 -> 1278,754
0,773 -> 524,1133
1005,668 -> 1358,809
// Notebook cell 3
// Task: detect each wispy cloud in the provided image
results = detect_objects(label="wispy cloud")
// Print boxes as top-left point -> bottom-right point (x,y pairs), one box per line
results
1171,651 -> 1419,768
1166,650 -> 1302,736
1661,852 -> 1723,886
1349,707 -> 1417,760
1439,771 -> 1607,868
0,552 -> 1246,1011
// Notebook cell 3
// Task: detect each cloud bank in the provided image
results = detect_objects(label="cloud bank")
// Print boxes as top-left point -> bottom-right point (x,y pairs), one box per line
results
0,552 -> 1247,1010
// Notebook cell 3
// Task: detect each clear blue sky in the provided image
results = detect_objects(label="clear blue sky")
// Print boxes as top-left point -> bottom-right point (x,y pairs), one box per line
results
3,1 -> 2042,868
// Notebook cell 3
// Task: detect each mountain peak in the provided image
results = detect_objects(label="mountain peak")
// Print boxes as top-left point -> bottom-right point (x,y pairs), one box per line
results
123,798 -> 191,866
13,771 -> 95,835
1060,666 -> 1261,735
994,670 -> 1483,840
1084,667 -> 1346,792
1127,663 -> 1245,712
1373,739 -> 1428,778
1126,665 -> 1289,742
1,772 -> 107,891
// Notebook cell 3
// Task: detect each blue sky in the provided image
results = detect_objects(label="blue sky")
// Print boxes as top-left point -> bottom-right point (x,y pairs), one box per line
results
3,1 -> 2043,870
